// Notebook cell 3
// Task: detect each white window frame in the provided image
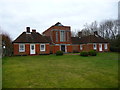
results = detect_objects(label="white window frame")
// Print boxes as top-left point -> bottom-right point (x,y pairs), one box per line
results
19,44 -> 25,52
40,44 -> 46,51
60,31 -> 66,42
80,45 -> 83,50
93,43 -> 97,50
104,43 -> 107,49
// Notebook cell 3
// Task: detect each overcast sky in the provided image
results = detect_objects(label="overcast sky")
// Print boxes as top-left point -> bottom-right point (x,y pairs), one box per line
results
0,0 -> 119,40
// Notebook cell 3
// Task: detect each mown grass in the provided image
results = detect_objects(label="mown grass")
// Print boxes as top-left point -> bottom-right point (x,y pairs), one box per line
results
2,52 -> 118,88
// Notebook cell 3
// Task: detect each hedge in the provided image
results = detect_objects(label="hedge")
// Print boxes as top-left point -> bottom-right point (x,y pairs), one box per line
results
88,50 -> 97,56
80,51 -> 89,56
56,51 -> 63,56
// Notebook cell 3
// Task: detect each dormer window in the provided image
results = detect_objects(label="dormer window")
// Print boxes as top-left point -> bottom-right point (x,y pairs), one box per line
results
54,22 -> 63,26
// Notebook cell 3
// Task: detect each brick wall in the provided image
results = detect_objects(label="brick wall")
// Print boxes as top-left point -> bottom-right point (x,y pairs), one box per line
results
67,45 -> 72,53
80,43 -> 110,52
13,43 -> 50,55
43,25 -> 71,44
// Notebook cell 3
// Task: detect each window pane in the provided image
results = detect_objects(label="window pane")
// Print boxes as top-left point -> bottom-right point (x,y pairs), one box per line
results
80,45 -> 82,50
93,44 -> 96,49
104,44 -> 107,49
41,45 -> 44,50
31,45 -> 34,50
40,44 -> 45,51
19,44 -> 25,52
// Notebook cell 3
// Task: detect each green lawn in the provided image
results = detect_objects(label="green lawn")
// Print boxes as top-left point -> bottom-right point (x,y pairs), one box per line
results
2,52 -> 118,88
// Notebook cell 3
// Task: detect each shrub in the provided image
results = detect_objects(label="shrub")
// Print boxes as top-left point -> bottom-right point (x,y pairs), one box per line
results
88,50 -> 97,56
56,51 -> 63,56
110,46 -> 120,52
80,51 -> 88,56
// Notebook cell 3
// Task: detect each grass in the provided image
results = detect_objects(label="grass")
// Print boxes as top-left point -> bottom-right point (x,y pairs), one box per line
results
2,52 -> 118,88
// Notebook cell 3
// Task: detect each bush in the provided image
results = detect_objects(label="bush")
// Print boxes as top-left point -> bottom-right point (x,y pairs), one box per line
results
56,51 -> 63,56
110,46 -> 120,52
88,50 -> 97,56
80,51 -> 88,56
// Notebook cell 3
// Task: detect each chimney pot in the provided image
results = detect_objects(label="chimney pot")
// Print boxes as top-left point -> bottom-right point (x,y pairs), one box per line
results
26,27 -> 30,32
32,29 -> 36,33
78,32 -> 82,37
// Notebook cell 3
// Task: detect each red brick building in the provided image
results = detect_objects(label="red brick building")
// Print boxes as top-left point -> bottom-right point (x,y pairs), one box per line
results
13,22 -> 109,55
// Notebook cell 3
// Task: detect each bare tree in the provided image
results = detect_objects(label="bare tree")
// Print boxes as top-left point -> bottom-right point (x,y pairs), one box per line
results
78,21 -> 99,37
71,29 -> 79,37
98,20 -> 118,39
0,27 -> 13,57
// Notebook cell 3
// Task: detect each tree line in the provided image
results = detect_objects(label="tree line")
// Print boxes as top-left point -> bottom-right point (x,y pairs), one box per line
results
72,19 -> 119,52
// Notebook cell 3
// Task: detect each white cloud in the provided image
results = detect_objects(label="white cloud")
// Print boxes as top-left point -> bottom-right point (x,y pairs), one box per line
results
0,0 -> 119,40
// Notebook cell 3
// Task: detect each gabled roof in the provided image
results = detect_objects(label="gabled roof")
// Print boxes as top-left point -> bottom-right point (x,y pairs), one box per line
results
13,32 -> 49,43
71,35 -> 108,44
54,22 -> 63,26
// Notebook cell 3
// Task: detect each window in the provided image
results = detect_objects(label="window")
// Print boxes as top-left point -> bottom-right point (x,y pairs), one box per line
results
40,44 -> 45,51
56,32 -> 58,42
67,32 -> 69,41
60,31 -> 66,42
93,43 -> 97,50
19,44 -> 25,52
31,45 -> 34,50
80,45 -> 83,50
104,44 -> 107,49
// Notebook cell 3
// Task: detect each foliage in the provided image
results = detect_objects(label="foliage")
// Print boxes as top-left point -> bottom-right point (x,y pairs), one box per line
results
88,50 -> 97,56
80,51 -> 89,56
56,51 -> 63,56
72,19 -> 119,53
110,46 -> 120,52
1,33 -> 13,57
110,35 -> 120,52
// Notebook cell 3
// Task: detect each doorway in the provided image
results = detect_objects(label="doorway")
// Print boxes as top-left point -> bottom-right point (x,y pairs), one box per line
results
30,44 -> 35,54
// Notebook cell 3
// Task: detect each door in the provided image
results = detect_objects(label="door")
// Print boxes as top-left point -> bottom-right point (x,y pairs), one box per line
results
99,44 -> 102,51
61,45 -> 65,52
30,44 -> 35,54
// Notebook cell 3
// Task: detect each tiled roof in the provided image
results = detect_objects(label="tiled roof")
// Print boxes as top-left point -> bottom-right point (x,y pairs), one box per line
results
71,37 -> 81,44
71,35 -> 108,44
43,36 -> 53,44
13,32 -> 49,43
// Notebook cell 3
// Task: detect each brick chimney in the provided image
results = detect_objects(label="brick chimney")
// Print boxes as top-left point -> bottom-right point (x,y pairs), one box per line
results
26,27 -> 30,33
32,29 -> 36,33
94,31 -> 98,35
78,32 -> 82,37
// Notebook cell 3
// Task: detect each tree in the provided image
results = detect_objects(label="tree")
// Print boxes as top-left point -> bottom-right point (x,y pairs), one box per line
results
76,19 -> 119,52
71,29 -> 79,37
79,21 -> 99,37
98,20 -> 118,40
0,27 -> 13,56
